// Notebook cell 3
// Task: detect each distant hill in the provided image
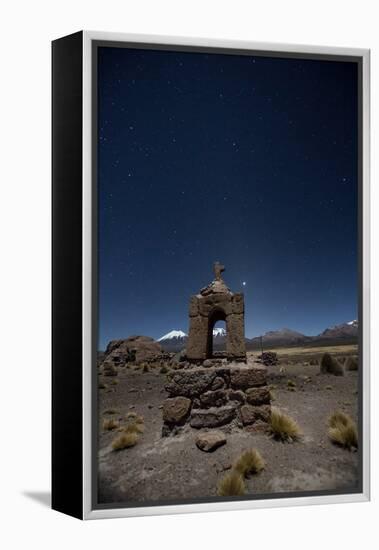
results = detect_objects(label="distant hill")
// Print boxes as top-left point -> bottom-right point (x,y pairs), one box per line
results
247,320 -> 358,350
157,320 -> 358,352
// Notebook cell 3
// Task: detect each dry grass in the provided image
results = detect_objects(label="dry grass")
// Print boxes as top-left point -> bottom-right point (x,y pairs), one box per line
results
320,353 -> 344,376
125,411 -> 138,419
142,364 -> 149,373
103,408 -> 119,415
98,382 -> 107,389
217,471 -> 246,497
160,365 -> 168,374
287,379 -> 296,388
345,357 -> 358,371
103,418 -> 119,431
234,449 -> 265,478
123,421 -> 145,434
269,408 -> 302,442
112,432 -> 138,451
328,410 -> 358,450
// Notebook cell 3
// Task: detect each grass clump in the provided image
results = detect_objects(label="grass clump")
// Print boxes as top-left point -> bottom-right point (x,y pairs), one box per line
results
160,365 -> 168,374
142,364 -> 149,373
103,418 -> 119,431
287,379 -> 296,388
320,353 -> 344,376
123,421 -> 145,434
112,432 -> 138,451
345,357 -> 358,371
269,408 -> 302,442
103,408 -> 119,415
328,410 -> 358,450
217,471 -> 246,497
234,449 -> 265,478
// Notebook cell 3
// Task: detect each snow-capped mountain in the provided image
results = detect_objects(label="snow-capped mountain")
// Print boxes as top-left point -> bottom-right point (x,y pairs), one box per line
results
213,327 -> 226,337
318,320 -> 358,340
158,327 -> 227,352
158,330 -> 187,342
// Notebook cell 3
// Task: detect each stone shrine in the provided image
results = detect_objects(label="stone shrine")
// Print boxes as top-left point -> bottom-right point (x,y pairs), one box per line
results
186,262 -> 246,362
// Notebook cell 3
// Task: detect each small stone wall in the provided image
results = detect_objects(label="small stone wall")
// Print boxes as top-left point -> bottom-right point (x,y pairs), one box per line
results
162,365 -> 271,436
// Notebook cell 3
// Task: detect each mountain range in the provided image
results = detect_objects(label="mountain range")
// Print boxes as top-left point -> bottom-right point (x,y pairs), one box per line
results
157,321 -> 358,352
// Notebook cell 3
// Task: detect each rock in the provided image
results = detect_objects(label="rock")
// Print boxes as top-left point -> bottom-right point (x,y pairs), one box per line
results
228,389 -> 246,403
162,396 -> 192,425
211,376 -> 225,390
103,335 -> 163,366
196,431 -> 227,452
230,366 -> 267,389
165,369 -> 216,397
203,359 -> 213,368
200,390 -> 228,408
240,404 -> 271,426
245,386 -> 271,405
190,405 -> 237,428
103,362 -> 117,376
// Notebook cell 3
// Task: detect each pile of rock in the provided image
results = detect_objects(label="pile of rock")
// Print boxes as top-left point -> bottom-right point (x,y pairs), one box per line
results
258,351 -> 279,366
162,364 -> 271,436
101,335 -> 169,369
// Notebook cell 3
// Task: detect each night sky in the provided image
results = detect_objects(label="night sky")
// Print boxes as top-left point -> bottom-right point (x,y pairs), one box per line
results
97,46 -> 358,350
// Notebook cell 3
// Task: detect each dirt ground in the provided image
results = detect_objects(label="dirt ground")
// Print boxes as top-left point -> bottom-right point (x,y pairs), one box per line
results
97,348 -> 359,506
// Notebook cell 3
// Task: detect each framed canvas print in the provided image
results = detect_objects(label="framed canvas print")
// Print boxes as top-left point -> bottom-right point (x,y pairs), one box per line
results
52,31 -> 370,520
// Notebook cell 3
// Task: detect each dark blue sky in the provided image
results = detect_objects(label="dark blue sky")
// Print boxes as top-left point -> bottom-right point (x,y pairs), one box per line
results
97,46 -> 358,350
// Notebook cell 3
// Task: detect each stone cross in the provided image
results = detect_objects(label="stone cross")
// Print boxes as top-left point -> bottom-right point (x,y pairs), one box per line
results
214,261 -> 225,281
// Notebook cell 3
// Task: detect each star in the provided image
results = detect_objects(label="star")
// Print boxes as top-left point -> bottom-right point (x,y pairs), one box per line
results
242,281 -> 247,286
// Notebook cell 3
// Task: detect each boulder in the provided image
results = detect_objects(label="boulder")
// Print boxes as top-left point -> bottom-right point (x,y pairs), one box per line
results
190,405 -> 237,428
104,335 -> 162,365
162,397 -> 191,425
245,386 -> 271,405
240,404 -> 271,426
230,366 -> 267,389
196,431 -> 227,452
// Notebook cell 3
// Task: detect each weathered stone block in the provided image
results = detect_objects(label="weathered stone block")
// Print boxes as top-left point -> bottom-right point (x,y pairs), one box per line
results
165,369 -> 216,397
211,376 -> 225,390
190,405 -> 237,428
189,296 -> 199,317
231,293 -> 244,314
240,404 -> 271,426
230,366 -> 267,389
200,389 -> 228,408
162,396 -> 192,425
228,389 -> 246,403
245,386 -> 271,405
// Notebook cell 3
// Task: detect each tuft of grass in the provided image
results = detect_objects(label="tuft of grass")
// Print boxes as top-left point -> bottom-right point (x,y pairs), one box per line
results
325,385 -> 333,391
110,379 -> 119,385
112,432 -> 138,451
123,421 -> 145,434
103,418 -> 119,431
320,353 -> 344,376
345,357 -> 358,371
217,471 -> 246,497
103,408 -> 119,415
234,449 -> 265,478
125,411 -> 137,419
98,382 -> 107,389
142,364 -> 149,373
160,365 -> 168,374
269,408 -> 302,442
328,410 -> 358,450
287,379 -> 296,388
